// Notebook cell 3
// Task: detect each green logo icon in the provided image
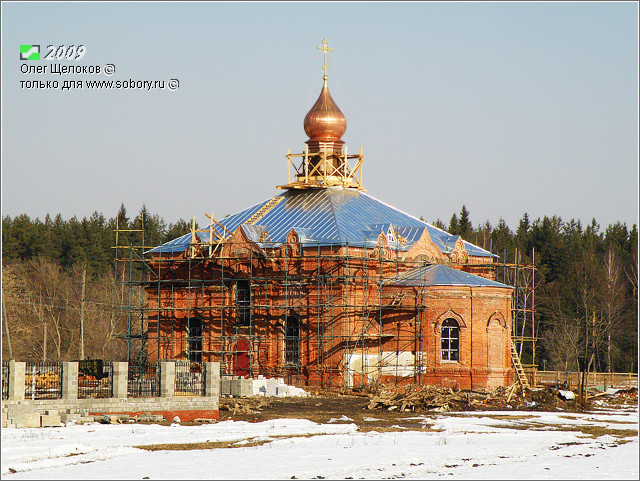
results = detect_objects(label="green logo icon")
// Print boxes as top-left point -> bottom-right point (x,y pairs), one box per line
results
20,45 -> 40,60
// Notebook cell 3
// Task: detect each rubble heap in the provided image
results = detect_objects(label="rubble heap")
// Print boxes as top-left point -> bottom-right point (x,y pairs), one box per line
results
364,384 -> 579,412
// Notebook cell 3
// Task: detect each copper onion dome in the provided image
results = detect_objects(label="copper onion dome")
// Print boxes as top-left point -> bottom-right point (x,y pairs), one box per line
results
277,38 -> 365,191
303,79 -> 347,142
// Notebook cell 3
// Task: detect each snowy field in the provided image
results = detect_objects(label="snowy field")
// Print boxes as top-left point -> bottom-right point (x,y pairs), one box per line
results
2,407 -> 638,480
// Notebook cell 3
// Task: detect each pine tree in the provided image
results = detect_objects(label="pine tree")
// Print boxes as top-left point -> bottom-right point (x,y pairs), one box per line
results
132,204 -> 166,249
490,218 -> 514,261
448,213 -> 459,235
165,219 -> 192,243
1,216 -> 18,262
458,205 -> 472,240
516,213 -> 531,254
432,219 -> 446,230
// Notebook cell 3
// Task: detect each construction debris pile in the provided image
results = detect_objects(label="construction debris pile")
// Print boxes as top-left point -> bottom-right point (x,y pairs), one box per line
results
220,397 -> 272,416
589,387 -> 638,408
364,384 -> 580,412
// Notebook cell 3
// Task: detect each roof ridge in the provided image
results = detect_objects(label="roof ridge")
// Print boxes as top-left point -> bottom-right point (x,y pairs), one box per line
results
360,191 -> 494,257
386,263 -> 512,288
359,191 -> 429,227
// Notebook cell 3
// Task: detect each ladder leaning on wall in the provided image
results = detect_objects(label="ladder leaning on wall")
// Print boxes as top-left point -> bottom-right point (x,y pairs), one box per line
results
510,343 -> 530,390
245,196 -> 285,225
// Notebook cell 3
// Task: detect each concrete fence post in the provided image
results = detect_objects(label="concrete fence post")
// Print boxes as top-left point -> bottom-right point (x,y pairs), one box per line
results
160,361 -> 175,397
112,362 -> 128,398
62,362 -> 78,400
204,362 -> 220,398
8,360 -> 25,401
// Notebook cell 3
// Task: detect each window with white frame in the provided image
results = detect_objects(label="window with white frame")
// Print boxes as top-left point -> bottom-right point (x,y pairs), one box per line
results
441,318 -> 459,362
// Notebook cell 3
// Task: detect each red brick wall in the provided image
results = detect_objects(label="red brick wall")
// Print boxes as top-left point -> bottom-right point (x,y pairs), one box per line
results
146,244 -> 513,390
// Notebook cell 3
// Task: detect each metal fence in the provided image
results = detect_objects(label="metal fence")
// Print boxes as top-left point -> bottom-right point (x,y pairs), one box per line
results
25,362 -> 63,399
174,361 -> 205,396
78,361 -> 113,398
2,362 -> 8,400
127,362 -> 160,397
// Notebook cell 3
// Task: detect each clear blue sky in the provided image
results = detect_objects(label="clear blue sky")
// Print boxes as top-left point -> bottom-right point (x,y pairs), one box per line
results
2,1 -> 638,233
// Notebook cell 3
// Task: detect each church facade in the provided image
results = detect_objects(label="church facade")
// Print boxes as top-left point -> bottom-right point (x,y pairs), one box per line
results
144,40 -> 514,390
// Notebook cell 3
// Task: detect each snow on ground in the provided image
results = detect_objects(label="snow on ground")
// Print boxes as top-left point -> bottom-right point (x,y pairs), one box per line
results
2,407 -> 637,479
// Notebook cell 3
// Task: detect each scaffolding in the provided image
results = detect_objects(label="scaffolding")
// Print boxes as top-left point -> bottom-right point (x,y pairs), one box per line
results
112,213 -> 537,391
143,238 -> 403,389
459,248 -> 538,381
497,248 -> 538,372
112,216 -> 148,363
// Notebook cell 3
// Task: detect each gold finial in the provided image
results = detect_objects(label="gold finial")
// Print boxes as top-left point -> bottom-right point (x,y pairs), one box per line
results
317,37 -> 333,81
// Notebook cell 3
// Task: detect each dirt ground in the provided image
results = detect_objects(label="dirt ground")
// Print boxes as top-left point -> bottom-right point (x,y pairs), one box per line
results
217,393 -> 426,432
138,386 -> 640,436
210,386 -> 638,432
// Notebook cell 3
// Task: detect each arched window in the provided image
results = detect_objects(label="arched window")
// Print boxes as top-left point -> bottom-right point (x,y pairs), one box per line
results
284,314 -> 300,365
236,280 -> 251,326
187,318 -> 203,362
441,318 -> 459,362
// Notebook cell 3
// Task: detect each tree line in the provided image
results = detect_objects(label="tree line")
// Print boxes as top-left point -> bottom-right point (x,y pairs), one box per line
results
2,204 -> 191,274
434,205 -> 638,374
2,204 -> 191,362
2,204 -> 638,374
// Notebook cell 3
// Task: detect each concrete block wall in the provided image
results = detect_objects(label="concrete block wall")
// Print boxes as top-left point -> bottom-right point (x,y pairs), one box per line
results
3,361 -> 220,400
41,411 -> 62,427
62,362 -> 79,400
3,396 -> 220,428
160,362 -> 174,397
1,361 -> 274,428
231,378 -> 253,397
2,361 -> 221,428
8,360 -> 26,400
221,378 -> 231,397
112,362 -> 128,398
220,375 -> 242,397
205,362 -> 220,398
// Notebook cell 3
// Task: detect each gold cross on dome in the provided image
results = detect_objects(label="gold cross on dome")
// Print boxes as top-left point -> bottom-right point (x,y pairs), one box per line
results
317,37 -> 333,80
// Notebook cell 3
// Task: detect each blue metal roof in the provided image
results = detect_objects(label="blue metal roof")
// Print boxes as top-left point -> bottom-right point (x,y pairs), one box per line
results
385,264 -> 512,288
147,187 -> 497,258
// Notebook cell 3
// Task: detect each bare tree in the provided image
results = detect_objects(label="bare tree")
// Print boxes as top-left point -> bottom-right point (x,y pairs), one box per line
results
601,246 -> 629,372
544,317 -> 582,372
2,258 -> 130,361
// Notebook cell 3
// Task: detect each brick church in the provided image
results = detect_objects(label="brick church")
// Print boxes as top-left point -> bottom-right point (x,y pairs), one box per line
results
144,40 -> 514,390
